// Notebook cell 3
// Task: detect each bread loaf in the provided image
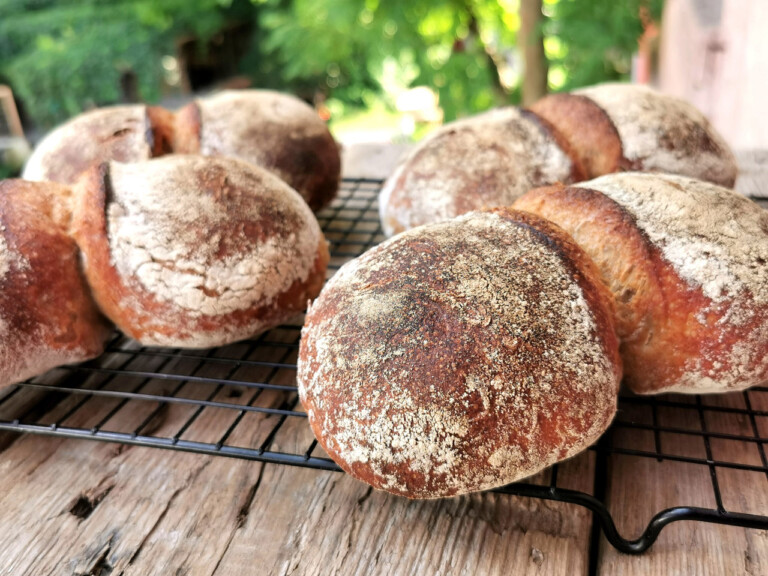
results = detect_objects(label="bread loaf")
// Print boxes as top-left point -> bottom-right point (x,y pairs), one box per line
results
298,207 -> 621,498
531,83 -> 738,186
514,172 -> 768,394
22,105 -> 174,184
380,82 -> 738,236
71,155 -> 329,348
175,90 -> 341,211
23,90 -> 340,211
378,107 -> 581,236
0,180 -> 111,387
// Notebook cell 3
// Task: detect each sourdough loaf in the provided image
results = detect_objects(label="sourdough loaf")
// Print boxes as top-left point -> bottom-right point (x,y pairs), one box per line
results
381,83 -> 738,236
378,107 -> 581,236
514,173 -> 768,394
0,180 -> 111,387
71,155 -> 329,348
22,105 -> 174,185
174,90 -> 341,211
298,207 -> 621,498
531,83 -> 738,186
23,90 -> 340,211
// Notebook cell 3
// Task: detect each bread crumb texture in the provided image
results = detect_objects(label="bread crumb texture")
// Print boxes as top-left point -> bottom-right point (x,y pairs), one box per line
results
584,172 -> 768,392
378,107 -> 574,236
104,155 -> 322,345
299,211 -> 619,498
576,83 -> 736,185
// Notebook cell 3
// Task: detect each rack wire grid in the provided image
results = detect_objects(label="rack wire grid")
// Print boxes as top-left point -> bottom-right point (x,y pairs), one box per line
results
0,177 -> 766,556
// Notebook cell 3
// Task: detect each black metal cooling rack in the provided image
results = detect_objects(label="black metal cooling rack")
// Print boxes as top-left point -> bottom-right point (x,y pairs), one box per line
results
0,178 -> 766,557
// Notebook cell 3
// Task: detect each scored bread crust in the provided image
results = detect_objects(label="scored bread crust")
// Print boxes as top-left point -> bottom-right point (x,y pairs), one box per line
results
378,107 -> 581,237
22,105 -> 174,185
298,208 -> 621,498
174,90 -> 341,211
573,83 -> 738,187
514,173 -> 768,394
528,93 -> 627,179
71,155 -> 329,348
0,180 -> 111,387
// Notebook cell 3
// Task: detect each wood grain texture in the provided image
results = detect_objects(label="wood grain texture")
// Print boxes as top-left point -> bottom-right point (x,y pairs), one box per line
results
0,339 -> 596,576
598,391 -> 768,575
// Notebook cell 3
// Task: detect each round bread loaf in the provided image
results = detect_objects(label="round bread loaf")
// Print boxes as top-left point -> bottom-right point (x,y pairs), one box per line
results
530,83 -> 737,186
514,173 -> 768,394
0,180 -> 111,387
71,155 -> 329,348
378,107 -> 581,237
174,90 -> 341,211
22,105 -> 174,184
298,207 -> 621,498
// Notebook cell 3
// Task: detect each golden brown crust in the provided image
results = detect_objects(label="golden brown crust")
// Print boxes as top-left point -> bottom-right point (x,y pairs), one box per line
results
71,156 -> 328,348
514,175 -> 768,394
172,102 -> 202,155
528,93 -> 628,178
146,106 -> 175,157
298,208 -> 620,498
0,180 -> 111,387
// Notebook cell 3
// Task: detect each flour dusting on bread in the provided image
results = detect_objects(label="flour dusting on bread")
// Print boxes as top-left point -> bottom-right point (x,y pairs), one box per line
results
107,156 -> 321,316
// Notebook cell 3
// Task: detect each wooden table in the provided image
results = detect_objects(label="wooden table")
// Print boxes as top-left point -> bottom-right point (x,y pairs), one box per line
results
0,146 -> 766,576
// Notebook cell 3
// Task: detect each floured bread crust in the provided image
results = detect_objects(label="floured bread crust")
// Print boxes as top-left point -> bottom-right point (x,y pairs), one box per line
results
71,155 -> 329,348
22,105 -> 173,184
575,83 -> 738,187
378,107 -> 580,236
298,208 -> 620,498
514,172 -> 768,394
0,180 -> 111,388
175,90 -> 341,211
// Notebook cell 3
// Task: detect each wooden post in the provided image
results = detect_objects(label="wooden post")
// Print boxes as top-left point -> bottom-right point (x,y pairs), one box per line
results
520,0 -> 549,106
0,86 -> 25,138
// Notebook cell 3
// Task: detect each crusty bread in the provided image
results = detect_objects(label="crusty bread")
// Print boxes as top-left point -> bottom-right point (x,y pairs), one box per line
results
0,180 -> 111,387
298,207 -> 621,498
514,173 -> 768,394
380,83 -> 738,236
557,83 -> 736,187
174,90 -> 341,211
22,105 -> 174,184
71,155 -> 329,348
528,92 -> 626,179
378,107 -> 581,236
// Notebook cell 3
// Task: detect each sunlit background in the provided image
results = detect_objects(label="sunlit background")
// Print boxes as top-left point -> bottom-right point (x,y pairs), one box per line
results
0,0 -> 766,177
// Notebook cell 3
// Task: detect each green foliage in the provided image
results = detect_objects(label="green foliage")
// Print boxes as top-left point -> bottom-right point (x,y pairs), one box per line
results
0,0 -> 233,127
253,0 -> 663,121
0,0 -> 665,129
545,0 -> 664,90
254,0 -> 521,121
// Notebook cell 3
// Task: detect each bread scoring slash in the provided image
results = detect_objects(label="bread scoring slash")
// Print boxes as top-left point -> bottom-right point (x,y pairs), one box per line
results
380,82 -> 738,236
515,173 -> 768,394
71,155 -> 329,348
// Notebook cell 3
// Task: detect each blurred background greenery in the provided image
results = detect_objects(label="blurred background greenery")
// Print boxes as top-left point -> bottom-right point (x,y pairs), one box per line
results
0,0 -> 663,147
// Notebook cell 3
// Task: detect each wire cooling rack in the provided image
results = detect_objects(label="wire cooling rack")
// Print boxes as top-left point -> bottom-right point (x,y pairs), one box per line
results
0,178 -> 766,556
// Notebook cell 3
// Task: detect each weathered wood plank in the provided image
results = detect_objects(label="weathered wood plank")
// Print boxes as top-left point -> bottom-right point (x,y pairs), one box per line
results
598,390 -> 768,575
0,328 -> 596,576
208,451 -> 595,576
